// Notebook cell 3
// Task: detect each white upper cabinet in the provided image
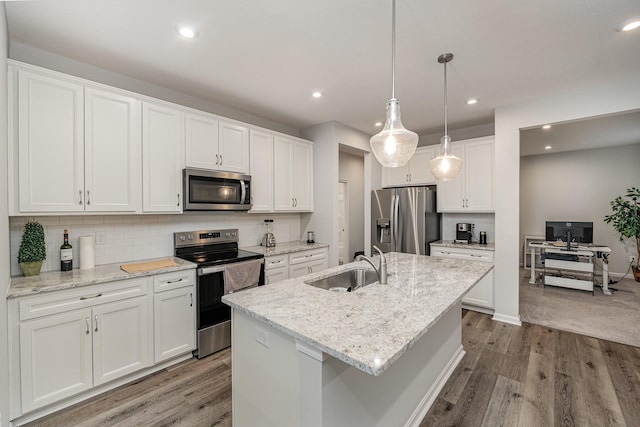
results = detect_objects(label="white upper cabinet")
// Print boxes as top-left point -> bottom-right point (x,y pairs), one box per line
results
84,87 -> 141,212
15,70 -> 85,212
249,130 -> 274,212
437,136 -> 494,212
185,112 -> 248,174
273,136 -> 313,212
11,66 -> 141,214
142,102 -> 185,213
382,146 -> 436,187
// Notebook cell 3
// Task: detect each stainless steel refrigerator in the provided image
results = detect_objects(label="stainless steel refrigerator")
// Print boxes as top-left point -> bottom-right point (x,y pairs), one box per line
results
371,186 -> 440,255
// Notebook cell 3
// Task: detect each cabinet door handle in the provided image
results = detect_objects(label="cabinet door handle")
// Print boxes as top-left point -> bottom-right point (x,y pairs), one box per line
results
86,190 -> 91,205
79,190 -> 83,205
190,292 -> 193,307
85,317 -> 90,335
80,293 -> 103,300
216,153 -> 219,165
295,198 -> 298,207
177,193 -> 180,207
219,154 -> 222,165
292,198 -> 295,207
94,315 -> 99,333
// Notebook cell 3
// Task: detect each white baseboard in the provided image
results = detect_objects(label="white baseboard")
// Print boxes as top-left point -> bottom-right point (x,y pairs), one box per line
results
492,312 -> 522,326
404,345 -> 465,427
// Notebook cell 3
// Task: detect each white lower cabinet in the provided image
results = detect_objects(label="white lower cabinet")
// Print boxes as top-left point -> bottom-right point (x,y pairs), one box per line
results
264,247 -> 329,283
430,245 -> 494,312
10,268 -> 196,421
289,248 -> 328,279
153,271 -> 196,363
19,294 -> 150,412
264,254 -> 289,284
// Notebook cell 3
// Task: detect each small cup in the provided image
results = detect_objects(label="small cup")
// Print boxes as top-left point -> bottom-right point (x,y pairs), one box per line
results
479,231 -> 487,245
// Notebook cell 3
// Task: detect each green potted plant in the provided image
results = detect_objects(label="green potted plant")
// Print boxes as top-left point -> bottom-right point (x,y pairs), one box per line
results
17,221 -> 47,276
604,187 -> 640,282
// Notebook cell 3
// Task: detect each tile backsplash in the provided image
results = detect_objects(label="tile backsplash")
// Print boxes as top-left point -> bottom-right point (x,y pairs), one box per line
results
442,213 -> 495,243
10,213 -> 301,276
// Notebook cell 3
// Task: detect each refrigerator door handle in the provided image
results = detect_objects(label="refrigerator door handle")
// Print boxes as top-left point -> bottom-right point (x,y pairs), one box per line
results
393,194 -> 400,252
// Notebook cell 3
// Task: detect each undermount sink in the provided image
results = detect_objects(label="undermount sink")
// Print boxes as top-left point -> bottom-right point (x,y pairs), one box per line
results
304,268 -> 379,292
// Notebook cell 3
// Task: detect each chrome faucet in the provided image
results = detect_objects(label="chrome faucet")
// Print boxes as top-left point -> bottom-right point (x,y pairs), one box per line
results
356,245 -> 387,284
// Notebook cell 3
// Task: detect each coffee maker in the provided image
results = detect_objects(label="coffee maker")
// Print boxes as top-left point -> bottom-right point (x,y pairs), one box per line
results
261,219 -> 276,247
455,223 -> 473,244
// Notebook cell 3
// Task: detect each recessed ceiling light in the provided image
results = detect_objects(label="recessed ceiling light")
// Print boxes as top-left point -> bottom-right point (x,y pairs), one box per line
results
312,91 -> 323,98
544,145 -> 552,150
374,122 -> 383,127
617,17 -> 640,32
177,26 -> 198,39
466,98 -> 478,105
542,124 -> 551,130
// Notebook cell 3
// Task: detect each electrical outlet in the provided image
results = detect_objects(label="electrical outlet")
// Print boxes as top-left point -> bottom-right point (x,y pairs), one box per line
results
95,232 -> 106,245
255,327 -> 270,348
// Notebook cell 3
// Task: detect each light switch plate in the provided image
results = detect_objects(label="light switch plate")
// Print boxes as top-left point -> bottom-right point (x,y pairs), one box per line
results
96,232 -> 106,245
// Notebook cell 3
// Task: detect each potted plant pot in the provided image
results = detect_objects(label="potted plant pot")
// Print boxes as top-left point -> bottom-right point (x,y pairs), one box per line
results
17,221 -> 47,277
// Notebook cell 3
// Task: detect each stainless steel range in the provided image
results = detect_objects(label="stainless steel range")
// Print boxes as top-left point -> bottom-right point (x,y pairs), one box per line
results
174,229 -> 264,358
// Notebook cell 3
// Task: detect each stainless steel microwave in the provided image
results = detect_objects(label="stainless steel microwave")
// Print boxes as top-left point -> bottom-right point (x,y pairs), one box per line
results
183,168 -> 252,211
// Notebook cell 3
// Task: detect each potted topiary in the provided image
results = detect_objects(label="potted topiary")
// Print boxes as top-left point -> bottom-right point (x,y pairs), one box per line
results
604,187 -> 640,282
17,221 -> 47,276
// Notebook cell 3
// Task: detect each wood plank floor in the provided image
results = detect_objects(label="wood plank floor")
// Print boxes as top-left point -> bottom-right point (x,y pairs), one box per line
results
25,311 -> 640,427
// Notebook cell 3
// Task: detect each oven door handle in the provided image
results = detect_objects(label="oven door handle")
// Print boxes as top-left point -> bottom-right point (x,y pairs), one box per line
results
198,266 -> 225,276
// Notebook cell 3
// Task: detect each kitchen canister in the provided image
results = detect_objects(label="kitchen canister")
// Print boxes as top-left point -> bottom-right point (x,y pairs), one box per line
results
79,235 -> 96,270
479,231 -> 487,245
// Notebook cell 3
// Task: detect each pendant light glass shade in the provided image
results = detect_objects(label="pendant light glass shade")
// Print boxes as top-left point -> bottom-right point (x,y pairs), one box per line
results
370,99 -> 418,167
370,0 -> 418,168
429,53 -> 463,181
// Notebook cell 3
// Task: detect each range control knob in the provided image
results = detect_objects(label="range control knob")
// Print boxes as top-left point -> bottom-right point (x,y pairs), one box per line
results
180,235 -> 186,241
231,232 -> 237,237
188,234 -> 194,240
225,232 -> 231,237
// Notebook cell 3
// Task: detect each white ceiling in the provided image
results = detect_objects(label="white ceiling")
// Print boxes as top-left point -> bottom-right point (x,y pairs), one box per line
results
5,0 -> 640,137
520,110 -> 640,156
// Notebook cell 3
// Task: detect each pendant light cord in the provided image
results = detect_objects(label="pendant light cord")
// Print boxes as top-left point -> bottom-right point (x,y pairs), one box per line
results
391,0 -> 396,100
443,59 -> 448,137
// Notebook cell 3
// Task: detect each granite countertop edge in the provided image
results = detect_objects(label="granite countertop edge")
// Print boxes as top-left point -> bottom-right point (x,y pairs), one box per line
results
430,240 -> 496,251
7,257 -> 197,299
242,241 -> 329,256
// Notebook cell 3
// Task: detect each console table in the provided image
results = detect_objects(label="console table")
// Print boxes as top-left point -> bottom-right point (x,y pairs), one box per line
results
528,241 -> 612,295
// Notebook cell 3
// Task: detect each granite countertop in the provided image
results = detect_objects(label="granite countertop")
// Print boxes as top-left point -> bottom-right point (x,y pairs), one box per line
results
222,252 -> 493,376
430,240 -> 495,251
7,257 -> 196,299
242,240 -> 329,256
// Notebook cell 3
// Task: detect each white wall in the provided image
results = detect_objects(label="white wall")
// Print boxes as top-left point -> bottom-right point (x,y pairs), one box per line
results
339,151 -> 365,260
494,74 -> 640,326
1,4 -> 10,424
419,122 -> 495,147
301,121 -> 379,265
10,42 -> 299,137
520,143 -> 640,275
9,213 -> 301,275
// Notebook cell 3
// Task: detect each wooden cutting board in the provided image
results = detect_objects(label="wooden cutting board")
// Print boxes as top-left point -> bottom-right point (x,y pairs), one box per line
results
120,258 -> 178,274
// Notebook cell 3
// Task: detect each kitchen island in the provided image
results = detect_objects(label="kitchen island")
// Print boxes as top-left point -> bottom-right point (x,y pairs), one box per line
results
222,252 -> 493,427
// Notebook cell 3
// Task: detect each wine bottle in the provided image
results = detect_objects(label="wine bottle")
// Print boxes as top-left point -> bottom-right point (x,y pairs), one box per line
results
60,229 -> 73,271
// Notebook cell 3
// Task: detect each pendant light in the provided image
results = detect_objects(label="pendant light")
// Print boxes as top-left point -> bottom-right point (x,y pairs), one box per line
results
429,53 -> 463,181
370,0 -> 418,168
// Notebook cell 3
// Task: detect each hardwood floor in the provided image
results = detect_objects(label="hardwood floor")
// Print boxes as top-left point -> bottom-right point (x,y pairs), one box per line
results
25,311 -> 640,427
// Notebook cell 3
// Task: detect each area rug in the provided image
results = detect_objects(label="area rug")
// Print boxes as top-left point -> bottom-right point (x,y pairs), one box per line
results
519,269 -> 640,348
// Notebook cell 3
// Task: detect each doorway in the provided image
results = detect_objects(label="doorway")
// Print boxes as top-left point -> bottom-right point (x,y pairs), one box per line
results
338,180 -> 348,265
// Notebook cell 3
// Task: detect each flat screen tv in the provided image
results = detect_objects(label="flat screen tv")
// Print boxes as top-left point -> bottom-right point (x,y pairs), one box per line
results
545,221 -> 593,243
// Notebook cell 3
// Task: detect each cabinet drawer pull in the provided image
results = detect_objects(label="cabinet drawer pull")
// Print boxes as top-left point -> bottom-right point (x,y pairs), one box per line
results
85,317 -> 90,335
166,278 -> 184,284
94,315 -> 99,332
80,293 -> 102,300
